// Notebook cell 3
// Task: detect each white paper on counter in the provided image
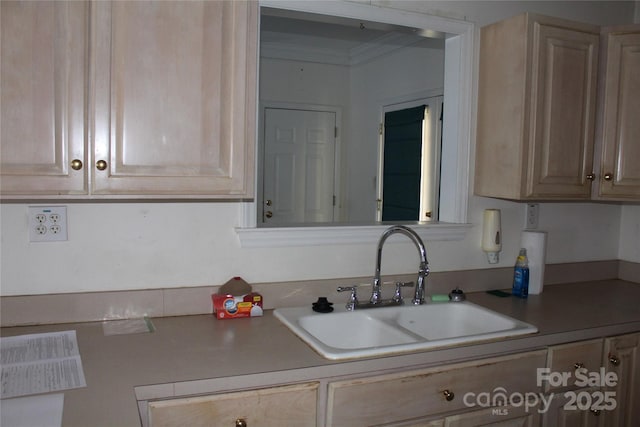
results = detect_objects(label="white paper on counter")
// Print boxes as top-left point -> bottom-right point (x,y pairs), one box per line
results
0,393 -> 64,427
0,331 -> 87,399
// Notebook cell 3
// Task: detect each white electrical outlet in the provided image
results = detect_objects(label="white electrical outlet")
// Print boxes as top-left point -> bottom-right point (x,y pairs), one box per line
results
28,206 -> 68,242
525,203 -> 539,229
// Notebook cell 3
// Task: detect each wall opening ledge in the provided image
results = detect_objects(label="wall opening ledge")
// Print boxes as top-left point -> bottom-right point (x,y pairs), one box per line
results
235,223 -> 471,248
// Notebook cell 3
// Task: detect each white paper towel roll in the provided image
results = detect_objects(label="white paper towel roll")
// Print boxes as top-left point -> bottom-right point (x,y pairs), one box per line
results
521,231 -> 547,295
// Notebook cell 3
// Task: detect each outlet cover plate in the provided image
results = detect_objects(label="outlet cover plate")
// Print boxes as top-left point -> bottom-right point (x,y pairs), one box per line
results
28,206 -> 68,242
525,203 -> 539,230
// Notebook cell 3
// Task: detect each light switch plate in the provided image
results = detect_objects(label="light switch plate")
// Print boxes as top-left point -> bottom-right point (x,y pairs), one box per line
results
28,206 -> 68,242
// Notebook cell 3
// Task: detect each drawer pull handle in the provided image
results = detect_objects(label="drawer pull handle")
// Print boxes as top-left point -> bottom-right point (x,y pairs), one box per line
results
443,390 -> 455,401
609,355 -> 620,366
235,418 -> 247,427
574,362 -> 584,369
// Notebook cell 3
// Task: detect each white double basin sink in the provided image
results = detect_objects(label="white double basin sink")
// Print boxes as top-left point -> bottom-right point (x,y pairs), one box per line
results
274,301 -> 538,360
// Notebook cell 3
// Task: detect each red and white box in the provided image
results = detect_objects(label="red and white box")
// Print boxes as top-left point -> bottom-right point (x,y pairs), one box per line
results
212,277 -> 263,319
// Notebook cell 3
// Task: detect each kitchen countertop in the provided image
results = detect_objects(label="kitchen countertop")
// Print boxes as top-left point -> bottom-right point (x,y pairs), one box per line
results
2,279 -> 640,426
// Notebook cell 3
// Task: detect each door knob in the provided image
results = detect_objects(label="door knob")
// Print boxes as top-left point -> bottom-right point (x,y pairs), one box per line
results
265,211 -> 273,219
96,160 -> 108,171
70,159 -> 83,170
265,199 -> 272,206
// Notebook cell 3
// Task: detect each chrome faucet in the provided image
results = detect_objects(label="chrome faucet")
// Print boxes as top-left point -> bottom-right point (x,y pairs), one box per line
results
371,225 -> 430,305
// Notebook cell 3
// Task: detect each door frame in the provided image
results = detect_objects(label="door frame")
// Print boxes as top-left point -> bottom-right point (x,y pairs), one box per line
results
376,91 -> 443,222
258,101 -> 343,225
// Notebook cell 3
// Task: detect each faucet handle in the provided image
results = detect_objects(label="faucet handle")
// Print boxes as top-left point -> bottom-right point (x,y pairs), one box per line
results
392,281 -> 414,303
337,286 -> 358,310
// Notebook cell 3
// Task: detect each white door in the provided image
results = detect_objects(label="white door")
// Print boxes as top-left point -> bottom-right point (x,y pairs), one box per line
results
262,108 -> 336,225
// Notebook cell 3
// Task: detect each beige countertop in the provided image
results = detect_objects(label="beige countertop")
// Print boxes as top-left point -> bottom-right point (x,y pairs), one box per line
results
2,279 -> 640,426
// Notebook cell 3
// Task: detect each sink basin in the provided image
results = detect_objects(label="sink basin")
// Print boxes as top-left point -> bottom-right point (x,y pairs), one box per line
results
274,301 -> 538,360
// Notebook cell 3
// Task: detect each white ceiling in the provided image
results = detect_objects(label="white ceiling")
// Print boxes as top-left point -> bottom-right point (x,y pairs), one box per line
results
260,8 -> 446,66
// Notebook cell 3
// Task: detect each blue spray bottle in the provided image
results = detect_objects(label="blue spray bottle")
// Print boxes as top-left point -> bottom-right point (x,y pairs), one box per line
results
512,248 -> 529,298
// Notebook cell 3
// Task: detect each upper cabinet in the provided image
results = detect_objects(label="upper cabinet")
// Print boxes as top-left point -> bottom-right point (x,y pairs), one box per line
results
1,1 -> 257,199
0,1 -> 88,196
595,25 -> 640,200
475,13 -> 600,200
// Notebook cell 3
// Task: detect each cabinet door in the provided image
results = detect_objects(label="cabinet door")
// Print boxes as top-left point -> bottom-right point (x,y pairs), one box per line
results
91,1 -> 256,197
527,20 -> 599,199
444,405 -> 541,427
542,389 -> 602,427
475,14 -> 599,201
147,382 -> 318,427
597,28 -> 640,199
602,333 -> 640,427
0,1 -> 87,196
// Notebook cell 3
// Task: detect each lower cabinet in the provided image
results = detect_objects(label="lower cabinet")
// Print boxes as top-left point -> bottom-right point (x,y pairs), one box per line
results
142,333 -> 640,427
543,390 -> 602,427
542,339 -> 605,427
602,332 -> 640,427
443,405 -> 541,427
326,350 -> 547,427
147,382 -> 318,427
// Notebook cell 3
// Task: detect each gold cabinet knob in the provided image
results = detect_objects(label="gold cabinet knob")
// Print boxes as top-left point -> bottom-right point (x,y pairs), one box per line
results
591,409 -> 601,416
70,159 -> 83,170
603,173 -> 613,181
235,419 -> 247,427
96,160 -> 108,171
265,211 -> 273,219
574,362 -> 584,370
586,173 -> 595,181
443,389 -> 455,401
609,355 -> 620,366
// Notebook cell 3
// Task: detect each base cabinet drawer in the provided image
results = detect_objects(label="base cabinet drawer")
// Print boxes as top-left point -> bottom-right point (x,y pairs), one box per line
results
326,350 -> 547,427
147,382 -> 318,427
545,339 -> 604,392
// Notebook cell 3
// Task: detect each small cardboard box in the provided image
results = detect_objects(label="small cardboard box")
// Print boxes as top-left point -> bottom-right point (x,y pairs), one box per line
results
212,277 -> 263,319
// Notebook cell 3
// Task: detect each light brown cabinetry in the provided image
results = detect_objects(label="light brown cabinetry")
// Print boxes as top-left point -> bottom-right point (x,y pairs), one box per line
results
1,1 -> 257,199
602,332 -> 640,426
0,1 -> 88,196
443,406 -> 541,427
90,1 -> 256,197
594,26 -> 640,200
475,13 -> 599,200
147,382 -> 318,427
140,335 -> 640,427
544,391 -> 601,427
545,339 -> 604,393
326,350 -> 547,427
543,339 -> 604,427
